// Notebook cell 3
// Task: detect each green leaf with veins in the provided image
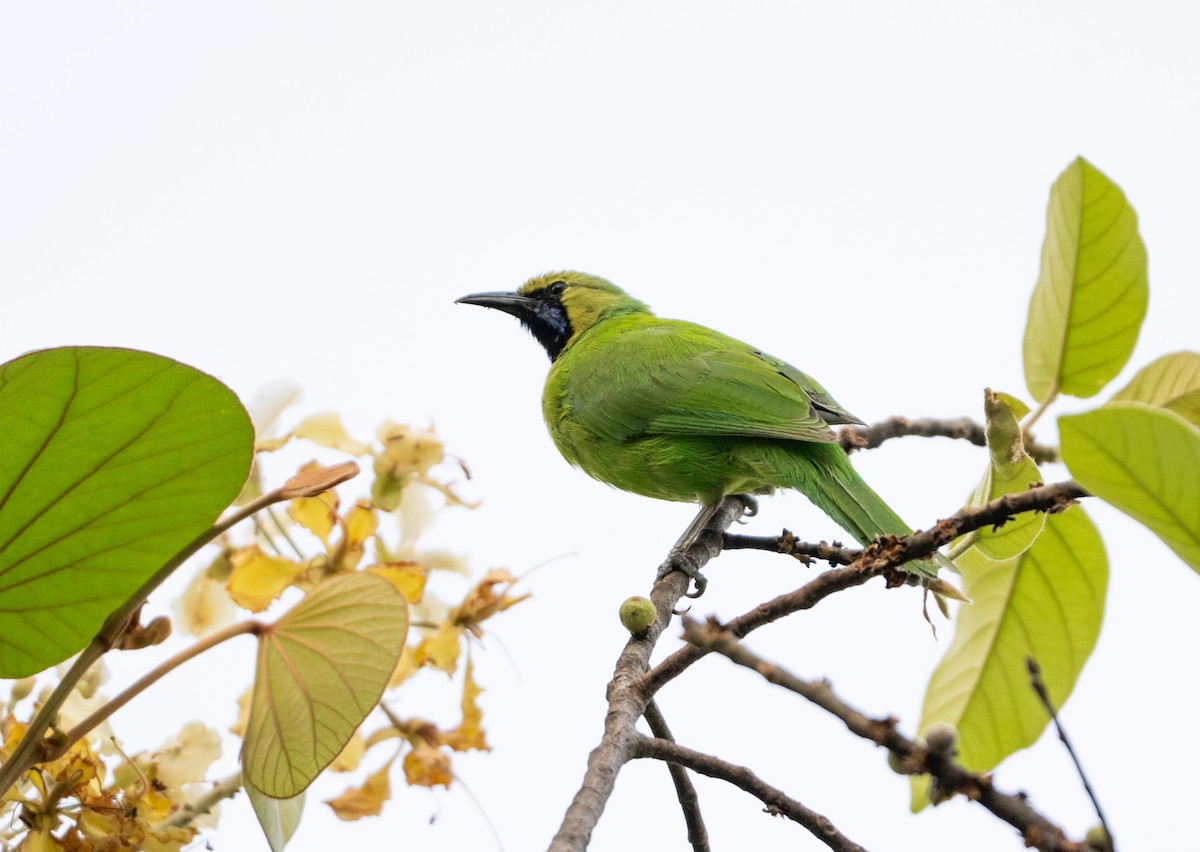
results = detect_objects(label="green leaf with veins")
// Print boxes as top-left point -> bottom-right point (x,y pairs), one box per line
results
912,506 -> 1107,810
0,347 -> 252,677
243,571 -> 409,798
1023,157 -> 1147,401
1061,402 -> 1200,572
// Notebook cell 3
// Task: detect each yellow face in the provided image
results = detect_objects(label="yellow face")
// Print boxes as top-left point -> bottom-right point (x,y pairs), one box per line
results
518,272 -> 647,343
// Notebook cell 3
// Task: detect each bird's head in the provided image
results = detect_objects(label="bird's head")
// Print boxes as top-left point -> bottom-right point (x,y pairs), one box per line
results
456,271 -> 649,361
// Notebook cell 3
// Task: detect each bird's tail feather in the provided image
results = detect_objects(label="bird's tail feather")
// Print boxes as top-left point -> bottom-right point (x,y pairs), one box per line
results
765,442 -> 956,584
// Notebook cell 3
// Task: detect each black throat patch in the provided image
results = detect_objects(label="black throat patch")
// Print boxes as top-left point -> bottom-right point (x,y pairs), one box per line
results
520,291 -> 573,361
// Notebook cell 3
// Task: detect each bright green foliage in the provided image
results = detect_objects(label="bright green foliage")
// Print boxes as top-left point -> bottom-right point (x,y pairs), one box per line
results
1023,157 -> 1148,402
966,390 -> 1045,560
246,779 -> 305,852
0,347 -> 253,677
1111,351 -> 1200,427
1061,403 -> 1200,573
912,507 -> 1107,810
243,571 -> 409,798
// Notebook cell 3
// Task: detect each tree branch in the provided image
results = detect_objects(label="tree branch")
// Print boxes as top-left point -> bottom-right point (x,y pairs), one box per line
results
642,700 -> 709,852
547,496 -> 751,852
838,416 -> 1059,465
646,479 -> 1087,695
634,735 -> 868,852
550,480 -> 1089,851
680,618 -> 1088,852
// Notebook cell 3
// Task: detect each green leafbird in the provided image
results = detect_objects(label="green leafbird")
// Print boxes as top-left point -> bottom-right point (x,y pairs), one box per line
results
458,271 -> 960,599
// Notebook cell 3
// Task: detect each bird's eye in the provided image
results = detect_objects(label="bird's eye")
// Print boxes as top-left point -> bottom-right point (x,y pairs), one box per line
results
548,280 -> 567,297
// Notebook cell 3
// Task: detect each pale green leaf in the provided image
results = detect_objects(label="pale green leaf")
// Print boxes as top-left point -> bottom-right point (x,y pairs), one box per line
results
912,507 -> 1106,810
1111,351 -> 1200,427
0,347 -> 253,677
1060,402 -> 1200,572
243,571 -> 409,798
967,390 -> 1045,560
989,391 -> 1030,420
1023,157 -> 1148,401
246,776 -> 305,852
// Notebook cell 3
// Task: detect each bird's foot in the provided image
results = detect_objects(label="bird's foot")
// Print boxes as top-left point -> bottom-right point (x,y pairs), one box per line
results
737,494 -> 759,521
656,552 -> 708,598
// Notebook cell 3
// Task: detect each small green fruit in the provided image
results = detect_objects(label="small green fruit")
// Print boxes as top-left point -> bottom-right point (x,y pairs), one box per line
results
619,596 -> 656,635
1084,825 -> 1112,852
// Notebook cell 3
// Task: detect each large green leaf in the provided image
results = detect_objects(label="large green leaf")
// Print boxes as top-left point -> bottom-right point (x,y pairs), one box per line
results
1061,402 -> 1200,572
912,506 -> 1107,810
246,777 -> 305,852
0,347 -> 253,677
1023,157 -> 1148,401
966,390 -> 1045,560
243,571 -> 409,798
1111,351 -> 1200,428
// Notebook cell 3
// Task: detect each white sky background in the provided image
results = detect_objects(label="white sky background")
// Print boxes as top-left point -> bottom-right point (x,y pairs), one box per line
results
2,3 -> 1198,850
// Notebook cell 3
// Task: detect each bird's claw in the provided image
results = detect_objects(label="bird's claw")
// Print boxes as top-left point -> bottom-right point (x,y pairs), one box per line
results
738,494 -> 759,521
656,553 -> 708,598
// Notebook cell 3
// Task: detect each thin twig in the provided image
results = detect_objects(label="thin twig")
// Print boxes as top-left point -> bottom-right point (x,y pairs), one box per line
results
642,700 -> 709,852
1027,657 -> 1114,851
56,621 -> 262,757
723,531 -> 859,566
633,736 -> 868,852
682,620 -> 1088,852
152,770 -> 244,830
839,415 -> 1059,464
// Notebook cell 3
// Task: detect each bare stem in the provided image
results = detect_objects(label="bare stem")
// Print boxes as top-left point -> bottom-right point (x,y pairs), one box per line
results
1027,657 -> 1114,850
152,770 -> 244,830
1022,385 -> 1060,439
642,700 -> 709,852
839,415 -> 1059,464
57,621 -> 262,756
634,736 -> 868,852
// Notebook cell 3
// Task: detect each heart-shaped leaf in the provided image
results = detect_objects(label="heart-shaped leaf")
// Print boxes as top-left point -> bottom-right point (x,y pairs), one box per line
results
0,347 -> 253,677
1023,157 -> 1148,401
1060,402 -> 1200,573
243,571 -> 409,798
912,506 -> 1107,810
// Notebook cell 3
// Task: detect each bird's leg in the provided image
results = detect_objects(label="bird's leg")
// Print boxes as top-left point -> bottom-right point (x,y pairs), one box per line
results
656,501 -> 724,598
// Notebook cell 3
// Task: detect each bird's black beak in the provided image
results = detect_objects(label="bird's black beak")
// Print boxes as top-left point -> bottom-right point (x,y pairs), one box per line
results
456,287 -> 572,361
455,290 -> 534,319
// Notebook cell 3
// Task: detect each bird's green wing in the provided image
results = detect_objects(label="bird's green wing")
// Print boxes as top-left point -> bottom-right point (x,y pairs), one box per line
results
565,319 -> 862,443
